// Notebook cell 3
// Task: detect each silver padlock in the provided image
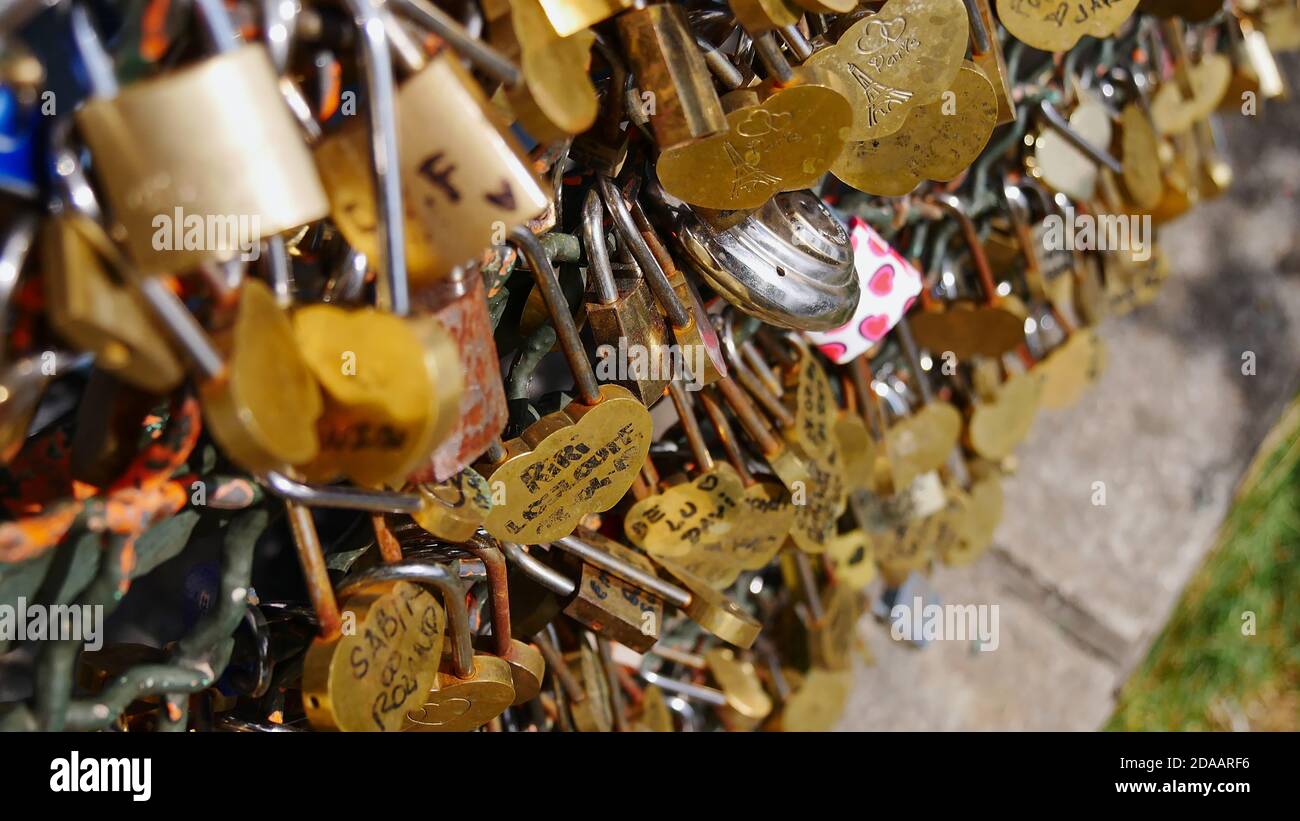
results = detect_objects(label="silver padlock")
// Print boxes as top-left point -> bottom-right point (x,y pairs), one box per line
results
674,190 -> 859,332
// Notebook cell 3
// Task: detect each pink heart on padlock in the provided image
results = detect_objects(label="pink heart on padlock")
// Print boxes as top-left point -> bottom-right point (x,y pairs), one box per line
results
868,265 -> 895,297
804,218 -> 923,364
860,314 -> 892,341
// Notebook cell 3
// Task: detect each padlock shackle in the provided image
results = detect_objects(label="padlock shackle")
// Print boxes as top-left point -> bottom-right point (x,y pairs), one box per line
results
714,377 -> 783,457
697,387 -> 757,487
263,471 -> 423,513
552,535 -> 692,609
68,3 -> 118,98
791,551 -> 826,623
0,211 -> 39,367
390,0 -> 522,89
507,226 -> 602,405
1035,99 -> 1125,175
260,0 -> 298,73
750,31 -> 794,84
342,0 -> 409,316
337,560 -> 475,679
741,339 -> 785,399
193,0 -> 242,54
284,501 -> 343,639
500,542 -> 577,597
929,195 -> 1002,308
717,313 -> 795,429
51,128 -> 227,380
597,177 -> 693,329
640,670 -> 727,706
461,533 -> 514,659
667,381 -> 714,472
962,0 -> 992,56
531,632 -> 587,703
581,188 -> 621,305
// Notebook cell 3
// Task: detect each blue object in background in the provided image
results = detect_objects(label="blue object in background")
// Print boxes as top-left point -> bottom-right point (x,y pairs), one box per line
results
0,84 -> 40,200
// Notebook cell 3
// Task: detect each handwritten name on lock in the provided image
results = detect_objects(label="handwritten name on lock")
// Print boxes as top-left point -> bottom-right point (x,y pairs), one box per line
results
805,219 -> 923,364
490,418 -> 650,542
342,582 -> 445,732
626,467 -> 745,557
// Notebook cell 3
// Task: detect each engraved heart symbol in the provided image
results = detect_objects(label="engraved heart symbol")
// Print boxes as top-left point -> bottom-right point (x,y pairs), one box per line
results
857,16 -> 909,52
656,83 -> 851,210
804,0 -> 969,141
736,108 -> 794,137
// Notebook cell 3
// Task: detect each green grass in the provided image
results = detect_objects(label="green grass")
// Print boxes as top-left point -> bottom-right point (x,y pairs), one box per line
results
1107,399 -> 1300,731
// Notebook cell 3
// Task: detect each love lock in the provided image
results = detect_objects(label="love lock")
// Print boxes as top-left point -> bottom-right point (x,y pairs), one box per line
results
476,226 -> 653,544
677,190 -> 858,332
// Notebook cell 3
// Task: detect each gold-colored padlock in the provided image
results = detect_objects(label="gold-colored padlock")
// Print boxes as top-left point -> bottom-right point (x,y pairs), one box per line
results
295,508 -> 447,732
41,217 -> 184,394
291,302 -> 462,488
616,3 -> 728,150
581,187 -> 673,405
73,3 -> 328,275
476,227 -> 653,544
315,43 -> 550,284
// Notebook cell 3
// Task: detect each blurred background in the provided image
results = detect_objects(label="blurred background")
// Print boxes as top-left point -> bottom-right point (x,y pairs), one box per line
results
840,55 -> 1300,732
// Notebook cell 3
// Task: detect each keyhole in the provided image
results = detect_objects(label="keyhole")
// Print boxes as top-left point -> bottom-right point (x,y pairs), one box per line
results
776,266 -> 787,278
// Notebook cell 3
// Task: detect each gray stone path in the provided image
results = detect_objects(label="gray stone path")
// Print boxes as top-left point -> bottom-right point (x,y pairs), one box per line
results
839,57 -> 1300,731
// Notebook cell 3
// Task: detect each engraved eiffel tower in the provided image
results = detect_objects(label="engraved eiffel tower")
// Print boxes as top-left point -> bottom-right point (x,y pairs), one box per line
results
846,63 -> 913,129
724,142 -> 782,197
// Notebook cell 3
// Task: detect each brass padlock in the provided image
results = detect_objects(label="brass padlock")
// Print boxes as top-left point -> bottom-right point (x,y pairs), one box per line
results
408,271 -> 510,483
601,180 -> 728,386
554,530 -> 763,648
460,534 -> 547,704
499,0 -> 599,141
41,217 -> 184,395
501,540 -> 665,652
616,3 -> 728,150
561,536 -> 667,653
565,639 -> 615,732
476,227 -> 653,544
581,187 -> 672,406
314,31 -> 550,284
319,558 -> 515,733
908,196 -> 1026,359
294,505 -> 448,732
72,0 -> 329,275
